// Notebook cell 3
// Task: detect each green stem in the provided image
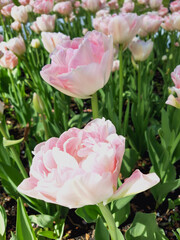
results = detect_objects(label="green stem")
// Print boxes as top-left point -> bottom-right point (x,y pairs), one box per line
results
41,114 -> 49,140
137,61 -> 141,108
0,122 -> 28,179
0,14 -> 9,41
91,92 -> 99,119
8,69 -> 19,103
98,203 -> 119,240
118,45 -> 123,132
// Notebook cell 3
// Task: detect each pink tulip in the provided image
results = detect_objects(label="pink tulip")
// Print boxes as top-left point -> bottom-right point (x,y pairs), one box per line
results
170,0 -> 180,12
121,1 -> 135,13
137,0 -> 148,4
33,0 -> 53,14
82,0 -> 106,12
40,31 -> 113,99
161,15 -> 174,31
108,13 -> 141,48
11,5 -> 28,23
41,32 -> 70,53
18,0 -> 30,5
36,14 -> 56,32
129,38 -> 153,61
1,3 -> 14,16
140,13 -> 162,34
17,118 -> 159,208
108,0 -> 119,10
53,1 -> 73,16
166,65 -> 180,109
171,11 -> 180,31
7,35 -> 26,55
149,0 -> 162,9
0,42 -> 18,69
158,5 -> 168,17
11,21 -> 22,31
30,21 -> 40,33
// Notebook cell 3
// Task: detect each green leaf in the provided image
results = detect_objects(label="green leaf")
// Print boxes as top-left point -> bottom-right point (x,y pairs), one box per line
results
38,231 -> 58,239
111,195 -> 134,212
95,217 -> 110,240
121,149 -> 138,178
3,137 -> 24,147
16,198 -> 36,240
76,205 -> 101,223
113,203 -> 130,227
29,214 -> 57,228
173,228 -> 180,240
126,212 -> 168,240
0,205 -> 7,239
151,179 -> 180,205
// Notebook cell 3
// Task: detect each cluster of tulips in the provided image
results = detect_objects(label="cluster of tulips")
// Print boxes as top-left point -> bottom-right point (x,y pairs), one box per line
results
0,0 -> 180,239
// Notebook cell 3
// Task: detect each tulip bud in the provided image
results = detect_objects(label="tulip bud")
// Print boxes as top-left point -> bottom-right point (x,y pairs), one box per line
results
129,38 -> 154,62
33,93 -> 45,114
162,55 -> 167,61
31,39 -> 40,48
169,53 -> 173,60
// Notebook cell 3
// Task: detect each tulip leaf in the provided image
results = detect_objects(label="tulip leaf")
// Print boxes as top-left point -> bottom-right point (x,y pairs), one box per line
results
76,205 -> 101,223
126,212 -> 168,240
95,217 -> 110,240
38,231 -> 58,239
16,198 -> 36,240
3,137 -> 24,147
29,214 -> 57,228
121,148 -> 138,178
0,205 -> 7,239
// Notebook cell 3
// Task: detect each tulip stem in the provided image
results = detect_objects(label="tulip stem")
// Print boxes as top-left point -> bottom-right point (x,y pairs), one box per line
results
118,45 -> 123,133
8,69 -> 19,104
0,119 -> 28,179
98,203 -> 119,240
41,114 -> 49,140
137,61 -> 141,108
91,92 -> 99,119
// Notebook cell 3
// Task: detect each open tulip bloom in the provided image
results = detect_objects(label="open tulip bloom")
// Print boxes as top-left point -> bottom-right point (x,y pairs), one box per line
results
18,118 -> 160,239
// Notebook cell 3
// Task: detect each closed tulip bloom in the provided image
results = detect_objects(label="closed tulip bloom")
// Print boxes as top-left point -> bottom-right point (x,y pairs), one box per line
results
166,65 -> 180,109
53,1 -> 73,15
0,49 -> 18,69
158,5 -> 168,17
121,1 -> 134,13
11,21 -> 22,31
33,0 -> 53,14
18,118 -> 160,209
170,0 -> 180,12
11,5 -> 28,23
141,13 -> 162,34
149,0 -> 162,9
36,14 -> 56,32
1,3 -> 14,16
41,32 -> 70,53
31,39 -> 40,48
7,35 -> 26,56
129,38 -> 153,61
40,31 -> 113,99
82,0 -> 106,12
108,13 -> 141,48
171,12 -> 180,31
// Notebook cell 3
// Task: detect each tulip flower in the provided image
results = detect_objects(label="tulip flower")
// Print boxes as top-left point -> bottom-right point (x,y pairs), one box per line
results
128,38 -> 154,62
31,39 -> 40,48
166,65 -> 180,109
82,0 -> 106,12
1,3 -> 14,16
33,0 -> 53,14
7,35 -> 26,56
36,14 -> 56,32
11,21 -> 22,31
53,1 -> 73,16
11,5 -> 28,23
170,0 -> 180,12
18,118 -> 160,209
40,30 -> 113,99
140,12 -> 162,35
41,32 -> 70,53
149,0 -> 162,9
171,12 -> 180,31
